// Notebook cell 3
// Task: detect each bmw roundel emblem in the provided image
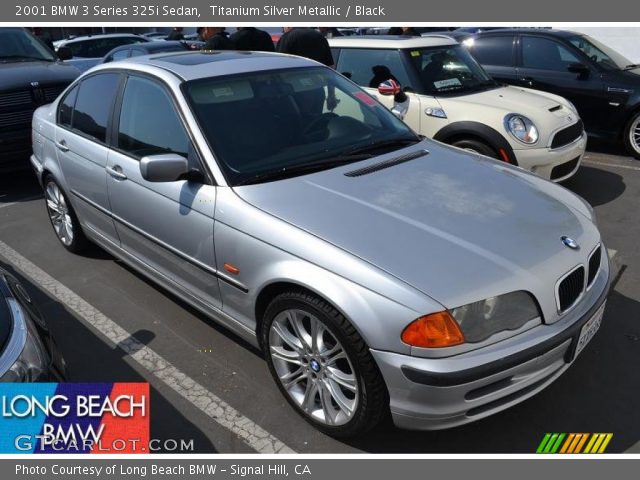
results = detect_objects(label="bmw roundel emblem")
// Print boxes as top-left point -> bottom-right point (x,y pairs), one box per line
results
561,236 -> 579,250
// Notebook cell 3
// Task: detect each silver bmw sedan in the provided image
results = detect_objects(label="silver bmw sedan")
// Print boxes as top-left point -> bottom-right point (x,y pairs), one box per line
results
31,51 -> 609,437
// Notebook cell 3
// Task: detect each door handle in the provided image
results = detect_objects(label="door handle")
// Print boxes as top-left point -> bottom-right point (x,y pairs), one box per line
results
520,76 -> 534,87
106,165 -> 127,181
55,140 -> 69,152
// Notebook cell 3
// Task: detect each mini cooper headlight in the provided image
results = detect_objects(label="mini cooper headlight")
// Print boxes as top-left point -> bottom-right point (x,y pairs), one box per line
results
505,114 -> 539,144
450,291 -> 541,343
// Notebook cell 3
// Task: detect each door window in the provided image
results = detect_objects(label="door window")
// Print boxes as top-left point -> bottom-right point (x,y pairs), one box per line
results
336,48 -> 413,90
117,76 -> 190,159
57,85 -> 78,127
521,36 -> 580,71
71,73 -> 120,143
468,35 -> 515,66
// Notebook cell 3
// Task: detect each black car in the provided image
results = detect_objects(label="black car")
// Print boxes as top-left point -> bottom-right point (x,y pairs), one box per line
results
0,268 -> 66,382
0,27 -> 80,173
462,29 -> 640,158
101,40 -> 191,64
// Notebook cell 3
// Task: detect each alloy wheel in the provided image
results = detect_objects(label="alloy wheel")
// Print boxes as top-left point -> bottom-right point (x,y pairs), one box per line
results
45,182 -> 74,246
630,115 -> 640,155
268,308 -> 359,426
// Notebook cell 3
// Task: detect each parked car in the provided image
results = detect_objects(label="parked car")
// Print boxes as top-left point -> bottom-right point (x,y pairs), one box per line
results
0,267 -> 66,381
461,29 -> 640,159
329,36 -> 586,181
102,41 -> 190,63
142,31 -> 168,40
53,33 -> 150,72
31,51 -> 608,436
0,27 -> 80,173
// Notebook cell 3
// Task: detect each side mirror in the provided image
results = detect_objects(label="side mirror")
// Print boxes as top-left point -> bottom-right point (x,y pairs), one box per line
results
377,79 -> 401,96
57,46 -> 73,61
567,62 -> 590,78
140,154 -> 189,182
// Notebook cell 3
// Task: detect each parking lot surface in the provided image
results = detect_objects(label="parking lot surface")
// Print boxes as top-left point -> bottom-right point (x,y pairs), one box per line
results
1,144 -> 639,453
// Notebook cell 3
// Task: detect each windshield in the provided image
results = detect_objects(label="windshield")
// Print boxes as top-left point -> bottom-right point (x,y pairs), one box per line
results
0,29 -> 56,62
185,67 -> 419,185
408,45 -> 497,95
568,35 -> 633,70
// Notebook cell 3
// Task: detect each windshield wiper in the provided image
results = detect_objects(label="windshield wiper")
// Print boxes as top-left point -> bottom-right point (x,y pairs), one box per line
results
234,154 -> 374,186
342,137 -> 420,156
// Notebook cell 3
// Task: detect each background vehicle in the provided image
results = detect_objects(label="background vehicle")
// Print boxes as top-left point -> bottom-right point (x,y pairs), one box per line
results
54,33 -> 150,72
31,51 -> 607,436
0,267 -> 66,381
329,36 -> 587,181
102,41 -> 190,63
0,27 -> 79,173
462,29 -> 640,158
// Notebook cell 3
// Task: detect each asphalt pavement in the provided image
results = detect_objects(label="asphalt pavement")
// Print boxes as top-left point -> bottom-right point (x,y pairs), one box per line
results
0,143 -> 638,453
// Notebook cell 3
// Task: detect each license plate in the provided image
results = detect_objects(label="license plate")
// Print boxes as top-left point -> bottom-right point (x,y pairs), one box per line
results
574,301 -> 606,359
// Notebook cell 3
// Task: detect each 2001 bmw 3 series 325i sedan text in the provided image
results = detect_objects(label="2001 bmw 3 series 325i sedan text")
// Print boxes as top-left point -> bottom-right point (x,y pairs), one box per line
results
31,51 -> 609,437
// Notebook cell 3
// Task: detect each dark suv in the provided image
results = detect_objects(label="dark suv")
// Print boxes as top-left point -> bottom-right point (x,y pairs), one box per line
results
0,28 -> 80,173
463,29 -> 640,158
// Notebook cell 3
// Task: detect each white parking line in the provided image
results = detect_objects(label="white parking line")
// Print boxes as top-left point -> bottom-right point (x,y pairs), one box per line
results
582,159 -> 640,172
0,240 -> 295,454
0,194 -> 44,210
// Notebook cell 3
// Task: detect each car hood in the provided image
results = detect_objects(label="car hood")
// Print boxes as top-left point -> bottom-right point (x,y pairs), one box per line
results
234,140 -> 599,310
451,85 -> 562,111
0,61 -> 79,91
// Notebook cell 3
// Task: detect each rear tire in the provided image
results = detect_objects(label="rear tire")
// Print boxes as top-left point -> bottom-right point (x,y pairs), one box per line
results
44,175 -> 88,253
623,111 -> 640,160
262,290 -> 388,437
451,138 -> 499,159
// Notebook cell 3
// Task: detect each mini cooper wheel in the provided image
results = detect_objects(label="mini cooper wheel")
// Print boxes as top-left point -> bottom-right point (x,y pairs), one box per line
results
44,176 -> 87,253
262,291 -> 388,437
624,111 -> 640,160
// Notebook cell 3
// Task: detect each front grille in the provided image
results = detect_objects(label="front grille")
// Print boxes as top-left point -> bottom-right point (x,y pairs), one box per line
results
557,266 -> 585,313
43,85 -> 66,103
587,245 -> 602,288
551,156 -> 580,180
551,120 -> 584,149
0,110 -> 33,128
0,90 -> 32,108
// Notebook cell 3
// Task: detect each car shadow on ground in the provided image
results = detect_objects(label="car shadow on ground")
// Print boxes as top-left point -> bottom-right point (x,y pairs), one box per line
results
564,165 -> 626,207
0,170 -> 42,204
343,285 -> 640,453
0,260 -> 218,454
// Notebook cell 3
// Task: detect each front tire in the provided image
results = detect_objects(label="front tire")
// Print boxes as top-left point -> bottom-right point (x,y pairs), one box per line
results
44,176 -> 87,253
623,111 -> 640,160
451,138 -> 499,159
262,291 -> 388,437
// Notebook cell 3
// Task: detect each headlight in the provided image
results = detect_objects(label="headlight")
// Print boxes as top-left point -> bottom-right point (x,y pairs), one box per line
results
505,114 -> 539,144
0,299 -> 48,382
450,291 -> 541,343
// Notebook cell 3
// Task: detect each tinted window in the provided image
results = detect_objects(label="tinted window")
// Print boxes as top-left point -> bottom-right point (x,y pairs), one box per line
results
68,37 -> 143,58
111,49 -> 130,61
522,36 -> 580,71
58,85 -> 78,127
336,49 -> 413,90
469,36 -> 515,66
117,76 -> 189,159
72,73 -> 120,142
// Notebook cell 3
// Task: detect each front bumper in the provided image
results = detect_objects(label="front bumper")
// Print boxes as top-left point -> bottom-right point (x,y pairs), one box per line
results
513,132 -> 587,182
0,127 -> 31,173
371,253 -> 609,430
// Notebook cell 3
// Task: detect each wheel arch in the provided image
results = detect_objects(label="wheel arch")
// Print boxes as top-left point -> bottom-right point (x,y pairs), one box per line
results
433,121 -> 518,165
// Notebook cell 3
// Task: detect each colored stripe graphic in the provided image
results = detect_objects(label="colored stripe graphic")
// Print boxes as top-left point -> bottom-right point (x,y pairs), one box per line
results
538,433 -> 613,454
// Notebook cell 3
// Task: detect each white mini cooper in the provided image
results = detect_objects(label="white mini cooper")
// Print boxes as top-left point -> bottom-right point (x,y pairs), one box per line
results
329,36 -> 587,182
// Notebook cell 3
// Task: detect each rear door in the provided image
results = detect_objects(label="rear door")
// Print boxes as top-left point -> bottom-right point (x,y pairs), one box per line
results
106,73 -> 222,308
54,72 -> 121,244
516,34 -> 606,131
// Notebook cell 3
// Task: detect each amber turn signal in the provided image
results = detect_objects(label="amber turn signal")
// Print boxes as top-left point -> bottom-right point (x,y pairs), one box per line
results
401,311 -> 465,348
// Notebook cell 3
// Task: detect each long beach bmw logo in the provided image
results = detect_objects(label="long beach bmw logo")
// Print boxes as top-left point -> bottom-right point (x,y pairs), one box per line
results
561,236 -> 579,250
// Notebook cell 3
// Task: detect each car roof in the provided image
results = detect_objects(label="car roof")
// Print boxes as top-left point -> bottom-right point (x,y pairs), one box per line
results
328,35 -> 458,49
469,28 -> 584,38
57,33 -> 147,44
92,50 -> 322,81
